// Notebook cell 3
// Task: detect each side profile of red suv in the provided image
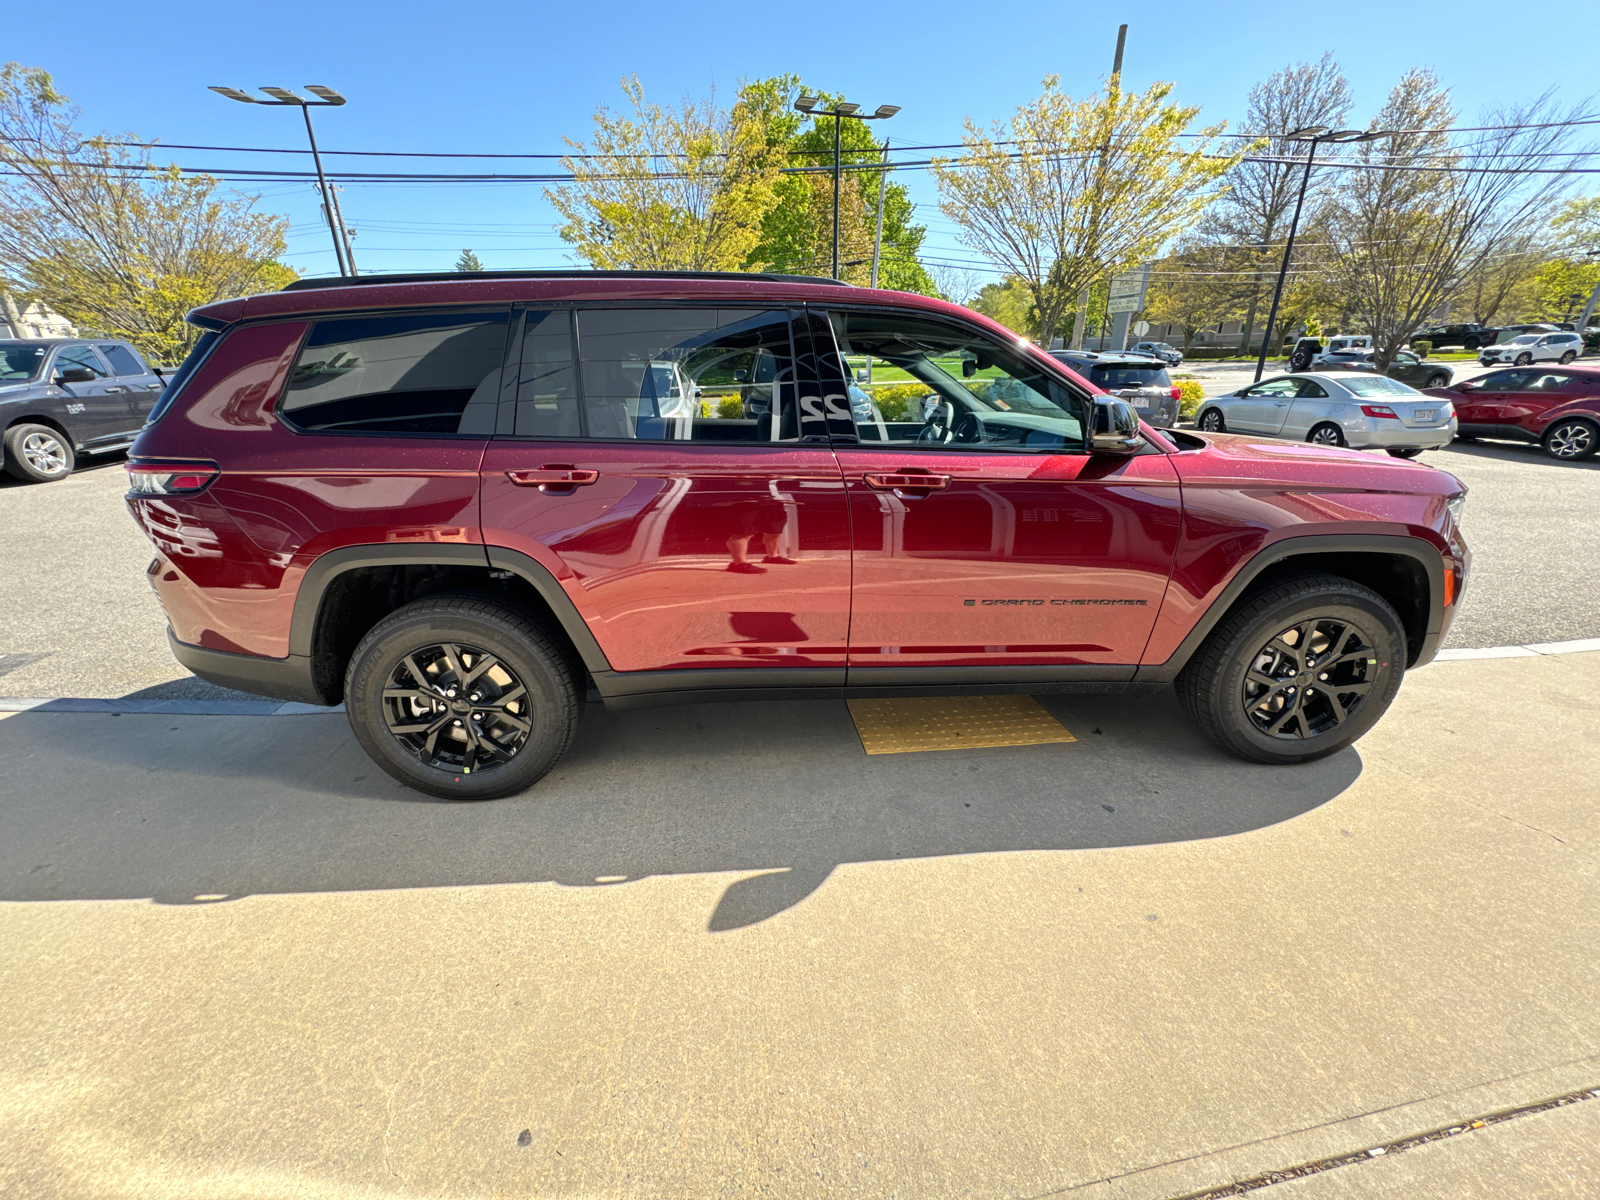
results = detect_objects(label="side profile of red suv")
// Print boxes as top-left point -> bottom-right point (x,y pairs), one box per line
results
1425,365 -> 1600,460
126,271 -> 1469,799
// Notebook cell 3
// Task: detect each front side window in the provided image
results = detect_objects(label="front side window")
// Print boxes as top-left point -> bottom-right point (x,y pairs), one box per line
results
280,309 -> 510,435
1477,370 -> 1534,391
1343,375 -> 1422,398
0,344 -> 46,381
571,307 -> 797,443
54,345 -> 109,378
1247,378 -> 1300,397
98,343 -> 149,377
817,309 -> 1085,453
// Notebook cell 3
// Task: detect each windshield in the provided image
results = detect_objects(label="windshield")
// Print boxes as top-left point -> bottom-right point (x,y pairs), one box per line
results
1343,375 -> 1423,398
1090,364 -> 1172,389
1,344 -> 47,381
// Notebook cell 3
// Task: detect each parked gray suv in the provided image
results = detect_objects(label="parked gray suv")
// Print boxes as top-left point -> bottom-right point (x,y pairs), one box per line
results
0,338 -> 165,482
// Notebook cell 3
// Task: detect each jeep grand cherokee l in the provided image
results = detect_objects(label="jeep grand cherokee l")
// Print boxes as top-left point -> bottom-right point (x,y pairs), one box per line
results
126,271 -> 1470,800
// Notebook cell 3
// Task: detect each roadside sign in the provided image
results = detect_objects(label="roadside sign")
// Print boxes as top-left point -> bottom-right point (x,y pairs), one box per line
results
1107,264 -> 1150,314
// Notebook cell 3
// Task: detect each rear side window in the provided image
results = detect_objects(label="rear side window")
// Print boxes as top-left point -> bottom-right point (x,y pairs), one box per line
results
281,309 -> 510,435
98,343 -> 149,376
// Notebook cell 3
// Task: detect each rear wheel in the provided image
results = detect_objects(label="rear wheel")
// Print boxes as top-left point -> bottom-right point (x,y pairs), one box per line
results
1198,408 -> 1226,433
1463,338 -> 1480,351
344,594 -> 580,800
1386,447 -> 1425,459
1541,417 -> 1599,461
1176,572 -> 1407,765
1559,350 -> 1576,364
1426,374 -> 1449,388
3,423 -> 75,483
1308,422 -> 1346,447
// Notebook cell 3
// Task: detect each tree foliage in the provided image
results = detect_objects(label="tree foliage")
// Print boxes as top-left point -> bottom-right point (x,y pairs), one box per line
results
455,248 -> 484,272
931,75 -> 1242,344
0,62 -> 295,362
548,75 -> 788,272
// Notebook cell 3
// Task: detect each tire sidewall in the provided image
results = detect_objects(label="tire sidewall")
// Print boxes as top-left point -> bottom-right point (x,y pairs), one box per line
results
345,604 -> 576,800
1203,591 -> 1406,765
5,424 -> 75,483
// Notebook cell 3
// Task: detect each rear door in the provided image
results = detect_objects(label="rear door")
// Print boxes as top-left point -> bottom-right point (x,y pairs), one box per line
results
479,305 -> 851,685
49,345 -> 126,445
97,342 -> 164,424
808,306 -> 1180,678
1513,371 -> 1585,432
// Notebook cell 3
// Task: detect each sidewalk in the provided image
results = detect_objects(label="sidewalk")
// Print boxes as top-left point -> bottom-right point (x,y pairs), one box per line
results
1,650 -> 1596,1197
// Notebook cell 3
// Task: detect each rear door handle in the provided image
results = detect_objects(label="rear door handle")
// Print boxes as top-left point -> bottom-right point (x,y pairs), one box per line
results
864,472 -> 951,492
506,467 -> 599,492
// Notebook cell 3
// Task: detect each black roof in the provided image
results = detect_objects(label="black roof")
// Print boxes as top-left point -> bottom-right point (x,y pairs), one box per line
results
281,269 -> 850,293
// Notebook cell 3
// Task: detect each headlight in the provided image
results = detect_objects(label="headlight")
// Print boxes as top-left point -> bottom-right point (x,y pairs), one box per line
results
1446,492 -> 1466,527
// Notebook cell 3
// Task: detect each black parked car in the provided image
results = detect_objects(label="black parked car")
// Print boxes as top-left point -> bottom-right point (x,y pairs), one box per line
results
1318,349 -> 1455,389
1415,323 -> 1496,351
0,339 -> 166,483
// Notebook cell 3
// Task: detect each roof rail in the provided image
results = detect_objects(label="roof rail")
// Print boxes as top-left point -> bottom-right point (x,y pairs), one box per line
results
281,269 -> 850,292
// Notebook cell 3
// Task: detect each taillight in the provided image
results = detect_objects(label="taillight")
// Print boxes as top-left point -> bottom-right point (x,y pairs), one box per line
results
126,463 -> 219,496
1169,385 -> 1182,401
1360,405 -> 1399,419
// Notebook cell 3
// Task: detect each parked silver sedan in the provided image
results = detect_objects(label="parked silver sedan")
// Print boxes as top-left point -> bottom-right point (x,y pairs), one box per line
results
1194,373 -> 1457,458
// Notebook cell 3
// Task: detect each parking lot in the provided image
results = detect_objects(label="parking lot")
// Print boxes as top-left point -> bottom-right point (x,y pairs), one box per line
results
2,431 -> 1598,1197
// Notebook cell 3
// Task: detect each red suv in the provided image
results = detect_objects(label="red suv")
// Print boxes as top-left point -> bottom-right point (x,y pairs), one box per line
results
126,272 -> 1469,799
1425,365 -> 1600,460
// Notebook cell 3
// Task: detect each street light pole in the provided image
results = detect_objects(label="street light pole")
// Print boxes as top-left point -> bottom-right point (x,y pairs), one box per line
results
793,96 -> 900,281
1253,126 -> 1381,382
210,84 -> 358,278
870,138 -> 889,289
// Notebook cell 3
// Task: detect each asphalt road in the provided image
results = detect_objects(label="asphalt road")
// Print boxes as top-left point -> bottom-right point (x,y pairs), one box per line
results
0,434 -> 1596,702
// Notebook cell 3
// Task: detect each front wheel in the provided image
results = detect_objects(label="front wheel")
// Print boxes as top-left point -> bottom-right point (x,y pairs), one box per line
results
1463,338 -> 1480,351
1176,572 -> 1408,765
344,594 -> 581,800
1198,408 -> 1226,433
1514,353 -> 1532,366
3,423 -> 76,483
1426,374 -> 1449,388
1386,447 -> 1425,459
1308,422 -> 1346,447
1542,418 -> 1599,461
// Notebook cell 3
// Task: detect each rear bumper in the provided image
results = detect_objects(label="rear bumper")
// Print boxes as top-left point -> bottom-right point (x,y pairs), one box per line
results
1347,416 -> 1457,450
167,629 -> 327,706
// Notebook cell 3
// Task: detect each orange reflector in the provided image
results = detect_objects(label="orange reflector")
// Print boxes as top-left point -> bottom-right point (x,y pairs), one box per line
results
1443,568 -> 1456,608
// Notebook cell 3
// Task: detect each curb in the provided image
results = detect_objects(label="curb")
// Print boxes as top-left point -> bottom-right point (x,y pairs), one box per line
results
1,641 -> 1596,716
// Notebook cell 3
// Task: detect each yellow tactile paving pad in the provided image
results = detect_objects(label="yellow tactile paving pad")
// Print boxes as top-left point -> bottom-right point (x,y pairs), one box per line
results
846,695 -> 1078,755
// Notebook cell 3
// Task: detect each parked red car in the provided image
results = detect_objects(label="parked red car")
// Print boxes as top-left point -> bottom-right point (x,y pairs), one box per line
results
126,271 -> 1469,798
1426,365 -> 1600,460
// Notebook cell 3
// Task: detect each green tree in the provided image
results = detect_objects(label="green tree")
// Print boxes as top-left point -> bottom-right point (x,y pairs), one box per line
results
931,75 -> 1242,345
969,276 -> 1036,335
455,248 -> 484,272
1143,245 -> 1243,352
0,62 -> 295,363
548,75 -> 787,271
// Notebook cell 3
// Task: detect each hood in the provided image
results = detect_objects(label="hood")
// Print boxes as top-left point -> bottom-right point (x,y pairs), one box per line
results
1171,430 -> 1462,496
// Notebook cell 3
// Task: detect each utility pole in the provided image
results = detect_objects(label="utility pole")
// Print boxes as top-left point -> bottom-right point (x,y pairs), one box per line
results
870,138 -> 889,289
1069,25 -> 1127,351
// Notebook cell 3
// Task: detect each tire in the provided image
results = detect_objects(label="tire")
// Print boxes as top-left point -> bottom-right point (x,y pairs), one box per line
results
1514,353 -> 1532,366
1425,374 -> 1449,389
1386,447 -> 1425,459
1307,422 -> 1346,448
1463,338 -> 1480,351
3,423 -> 76,483
1175,571 -> 1408,765
1558,350 -> 1576,364
1198,408 -> 1226,433
1541,417 -> 1600,461
344,593 -> 580,800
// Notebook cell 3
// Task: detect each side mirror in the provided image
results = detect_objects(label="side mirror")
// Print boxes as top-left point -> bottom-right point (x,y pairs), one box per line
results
56,367 -> 95,385
1457,380 -> 1478,391
733,369 -> 750,384
1089,396 -> 1141,454
962,359 -> 978,379
855,367 -> 870,383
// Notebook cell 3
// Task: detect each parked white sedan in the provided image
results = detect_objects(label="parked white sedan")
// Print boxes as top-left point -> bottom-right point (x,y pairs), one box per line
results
1194,372 -> 1457,458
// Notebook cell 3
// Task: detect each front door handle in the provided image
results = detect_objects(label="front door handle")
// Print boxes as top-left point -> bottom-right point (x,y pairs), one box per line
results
864,472 -> 951,491
506,467 -> 599,493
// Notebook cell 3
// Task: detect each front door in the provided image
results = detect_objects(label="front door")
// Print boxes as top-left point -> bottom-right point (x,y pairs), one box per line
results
479,306 -> 851,683
50,345 -> 126,445
1230,377 -> 1301,433
1454,369 -> 1535,430
806,307 -> 1181,679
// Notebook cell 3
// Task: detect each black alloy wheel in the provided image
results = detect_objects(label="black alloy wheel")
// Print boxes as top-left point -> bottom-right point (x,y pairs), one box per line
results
344,594 -> 580,799
1542,418 -> 1599,461
1176,571 -> 1407,765
1198,408 -> 1226,432
1308,423 -> 1346,447
3,423 -> 76,483
1386,447 -> 1425,459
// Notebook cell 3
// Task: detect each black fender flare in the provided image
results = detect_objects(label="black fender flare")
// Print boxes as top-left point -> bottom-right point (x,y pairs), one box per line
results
1136,533 -> 1447,684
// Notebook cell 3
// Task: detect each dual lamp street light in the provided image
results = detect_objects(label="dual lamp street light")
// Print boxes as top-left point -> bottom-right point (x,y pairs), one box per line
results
793,96 -> 899,281
210,85 -> 358,278
1253,125 -> 1384,382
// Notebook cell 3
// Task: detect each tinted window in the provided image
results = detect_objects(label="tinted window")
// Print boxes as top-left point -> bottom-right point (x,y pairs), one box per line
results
819,309 -> 1086,453
146,331 -> 220,424
98,343 -> 148,376
513,310 -> 579,437
1,344 -> 46,381
1478,370 -> 1534,391
1089,363 -> 1171,389
281,310 -> 510,435
55,345 -> 108,378
572,308 -> 796,442
1296,380 -> 1329,398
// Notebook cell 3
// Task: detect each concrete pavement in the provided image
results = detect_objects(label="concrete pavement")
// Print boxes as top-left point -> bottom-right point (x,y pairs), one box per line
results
2,650 -> 1596,1197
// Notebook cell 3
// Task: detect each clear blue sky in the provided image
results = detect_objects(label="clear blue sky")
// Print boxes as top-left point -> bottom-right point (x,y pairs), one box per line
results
7,0 -> 1593,280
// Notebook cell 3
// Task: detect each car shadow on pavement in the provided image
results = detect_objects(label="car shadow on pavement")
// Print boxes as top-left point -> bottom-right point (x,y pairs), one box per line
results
0,688 -> 1361,929
1441,440 -> 1600,471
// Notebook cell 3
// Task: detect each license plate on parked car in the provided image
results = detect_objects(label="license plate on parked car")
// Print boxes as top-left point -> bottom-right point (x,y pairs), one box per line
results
1413,409 -> 1436,421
